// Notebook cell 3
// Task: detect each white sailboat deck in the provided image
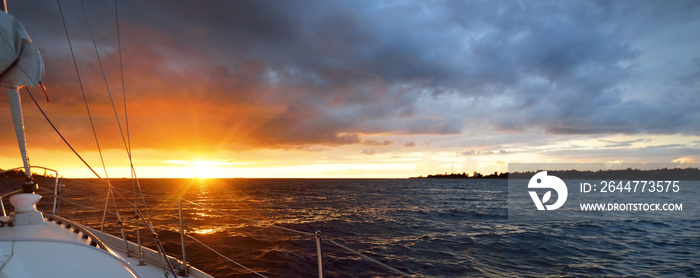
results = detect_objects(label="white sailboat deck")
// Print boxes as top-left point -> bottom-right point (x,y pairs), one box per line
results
0,212 -> 211,278
0,215 -> 139,277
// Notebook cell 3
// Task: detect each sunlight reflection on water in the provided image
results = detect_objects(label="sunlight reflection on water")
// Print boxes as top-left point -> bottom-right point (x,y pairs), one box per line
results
26,178 -> 699,278
192,227 -> 225,235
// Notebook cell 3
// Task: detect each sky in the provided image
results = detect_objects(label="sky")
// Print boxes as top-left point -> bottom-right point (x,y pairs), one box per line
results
2,0 -> 700,178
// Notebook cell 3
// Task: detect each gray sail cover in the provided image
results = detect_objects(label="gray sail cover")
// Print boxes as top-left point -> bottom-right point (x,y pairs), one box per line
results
0,12 -> 44,88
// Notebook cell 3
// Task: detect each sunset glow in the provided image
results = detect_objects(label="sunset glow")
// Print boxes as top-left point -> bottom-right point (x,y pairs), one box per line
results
2,1 -> 699,178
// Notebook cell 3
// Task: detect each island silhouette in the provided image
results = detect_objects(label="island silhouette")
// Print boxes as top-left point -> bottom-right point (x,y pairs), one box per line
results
411,167 -> 700,180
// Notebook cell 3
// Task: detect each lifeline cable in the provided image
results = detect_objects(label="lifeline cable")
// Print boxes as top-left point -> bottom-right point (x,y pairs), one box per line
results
179,197 -> 415,277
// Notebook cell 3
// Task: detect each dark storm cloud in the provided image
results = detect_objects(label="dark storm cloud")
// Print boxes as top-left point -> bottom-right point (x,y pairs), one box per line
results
9,0 -> 700,150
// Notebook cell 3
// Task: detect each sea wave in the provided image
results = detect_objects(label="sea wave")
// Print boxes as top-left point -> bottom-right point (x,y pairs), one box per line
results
4,178 -> 697,277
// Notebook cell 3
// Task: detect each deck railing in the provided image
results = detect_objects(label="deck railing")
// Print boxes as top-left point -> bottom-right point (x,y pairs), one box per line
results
12,175 -> 416,278
0,166 -> 61,217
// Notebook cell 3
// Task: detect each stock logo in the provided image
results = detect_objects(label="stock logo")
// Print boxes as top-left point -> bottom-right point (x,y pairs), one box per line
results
528,171 -> 568,210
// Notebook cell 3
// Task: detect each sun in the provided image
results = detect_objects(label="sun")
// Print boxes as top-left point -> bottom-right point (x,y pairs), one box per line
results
192,161 -> 216,179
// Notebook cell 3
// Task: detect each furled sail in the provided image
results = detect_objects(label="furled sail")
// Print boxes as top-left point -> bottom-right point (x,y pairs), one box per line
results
1,11 -> 44,188
0,11 -> 44,88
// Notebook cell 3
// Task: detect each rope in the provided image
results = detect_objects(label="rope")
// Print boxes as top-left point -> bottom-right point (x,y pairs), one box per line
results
36,186 -> 117,216
186,234 -> 270,278
180,199 -> 315,236
180,198 -> 414,276
37,182 -> 416,277
27,87 -> 155,235
41,183 -> 270,277
116,221 -> 270,277
25,88 -> 106,184
328,240 -> 414,277
27,85 -> 176,277
56,196 -> 118,216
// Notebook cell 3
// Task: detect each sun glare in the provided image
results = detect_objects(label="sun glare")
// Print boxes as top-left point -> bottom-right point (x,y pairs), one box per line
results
193,161 -> 216,179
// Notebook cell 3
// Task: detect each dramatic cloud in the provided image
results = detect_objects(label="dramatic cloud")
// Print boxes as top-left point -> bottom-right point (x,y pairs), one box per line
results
7,0 -> 700,155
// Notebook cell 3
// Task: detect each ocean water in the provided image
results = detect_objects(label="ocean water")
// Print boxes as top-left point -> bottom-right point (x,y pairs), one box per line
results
17,178 -> 700,277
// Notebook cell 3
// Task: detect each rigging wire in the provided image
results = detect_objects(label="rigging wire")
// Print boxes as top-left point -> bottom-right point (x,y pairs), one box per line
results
75,1 -> 133,257
24,88 -> 146,219
79,0 -> 129,156
25,86 -> 106,184
52,1 -> 177,276
36,186 -> 118,217
56,0 -> 111,186
38,2 -> 412,277
79,0 -> 133,177
113,0 -> 153,227
28,86 -> 176,276
75,0 -> 150,235
111,0 -> 144,255
71,0 -> 126,235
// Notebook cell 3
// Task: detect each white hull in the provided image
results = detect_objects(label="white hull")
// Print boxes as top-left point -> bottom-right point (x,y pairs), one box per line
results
0,212 -> 211,278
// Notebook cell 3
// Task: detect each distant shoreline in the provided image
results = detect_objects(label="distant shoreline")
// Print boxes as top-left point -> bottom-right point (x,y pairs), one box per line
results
410,167 -> 700,180
409,172 -> 507,179
2,167 -> 699,180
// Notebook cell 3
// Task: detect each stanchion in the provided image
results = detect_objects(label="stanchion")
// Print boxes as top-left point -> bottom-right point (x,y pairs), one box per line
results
179,198 -> 189,276
315,230 -> 324,278
136,211 -> 145,265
